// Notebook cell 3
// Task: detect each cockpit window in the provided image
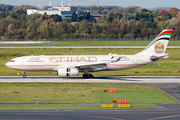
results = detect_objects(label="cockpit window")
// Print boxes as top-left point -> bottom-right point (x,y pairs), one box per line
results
10,60 -> 15,62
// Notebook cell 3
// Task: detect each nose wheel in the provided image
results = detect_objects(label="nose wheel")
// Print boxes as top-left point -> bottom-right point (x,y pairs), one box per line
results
23,71 -> 26,78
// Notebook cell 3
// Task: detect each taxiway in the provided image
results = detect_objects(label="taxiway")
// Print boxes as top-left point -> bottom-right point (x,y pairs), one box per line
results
0,76 -> 180,83
0,106 -> 180,120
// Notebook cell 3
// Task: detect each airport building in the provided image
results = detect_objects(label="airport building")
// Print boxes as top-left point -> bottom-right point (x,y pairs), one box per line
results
27,0 -> 77,18
27,0 -> 102,19
27,8 -> 75,19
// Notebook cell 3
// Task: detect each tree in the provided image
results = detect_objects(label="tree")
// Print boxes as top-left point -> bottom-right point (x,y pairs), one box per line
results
102,9 -> 109,14
123,6 -> 140,13
123,33 -> 134,38
140,28 -> 149,38
79,19 -> 90,34
91,25 -> 102,37
6,31 -> 15,39
153,10 -> 159,17
168,7 -> 179,17
177,11 -> 180,22
51,14 -> 62,22
158,9 -> 169,17
71,12 -> 78,22
106,9 -> 116,20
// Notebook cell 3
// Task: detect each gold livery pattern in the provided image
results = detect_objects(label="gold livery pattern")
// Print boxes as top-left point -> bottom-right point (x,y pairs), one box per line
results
49,57 -> 98,63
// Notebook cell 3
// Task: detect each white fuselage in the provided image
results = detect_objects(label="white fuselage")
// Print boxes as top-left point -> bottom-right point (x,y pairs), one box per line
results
5,55 -> 152,72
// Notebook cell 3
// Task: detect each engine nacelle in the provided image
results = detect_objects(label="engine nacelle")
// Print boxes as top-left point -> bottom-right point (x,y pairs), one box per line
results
57,67 -> 79,77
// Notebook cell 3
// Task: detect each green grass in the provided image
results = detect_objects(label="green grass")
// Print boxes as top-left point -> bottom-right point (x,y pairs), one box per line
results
0,41 -> 180,46
0,83 -> 179,104
0,104 -> 156,110
0,48 -> 180,76
93,91 -> 177,104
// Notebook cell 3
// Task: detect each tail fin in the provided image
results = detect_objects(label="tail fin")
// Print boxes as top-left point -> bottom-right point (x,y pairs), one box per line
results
136,29 -> 173,55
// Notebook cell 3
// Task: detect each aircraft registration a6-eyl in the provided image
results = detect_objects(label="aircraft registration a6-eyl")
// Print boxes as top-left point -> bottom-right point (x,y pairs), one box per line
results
6,29 -> 173,78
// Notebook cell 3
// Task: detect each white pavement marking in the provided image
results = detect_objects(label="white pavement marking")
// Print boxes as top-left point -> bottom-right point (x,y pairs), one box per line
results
0,76 -> 180,83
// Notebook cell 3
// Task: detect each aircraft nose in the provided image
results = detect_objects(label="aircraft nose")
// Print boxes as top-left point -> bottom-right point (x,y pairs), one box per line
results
5,62 -> 9,67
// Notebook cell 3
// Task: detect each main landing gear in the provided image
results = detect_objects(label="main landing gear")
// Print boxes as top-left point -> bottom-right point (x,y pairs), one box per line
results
23,71 -> 26,78
82,68 -> 94,79
82,74 -> 94,79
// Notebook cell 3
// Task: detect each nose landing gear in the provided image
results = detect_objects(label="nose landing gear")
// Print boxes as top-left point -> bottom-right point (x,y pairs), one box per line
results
23,71 -> 26,78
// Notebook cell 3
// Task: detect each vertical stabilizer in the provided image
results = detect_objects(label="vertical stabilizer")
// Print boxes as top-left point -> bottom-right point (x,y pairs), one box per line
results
136,29 -> 173,55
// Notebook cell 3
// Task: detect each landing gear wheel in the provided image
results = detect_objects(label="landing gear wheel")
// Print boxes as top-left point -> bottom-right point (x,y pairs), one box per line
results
82,74 -> 94,79
83,74 -> 88,79
89,74 -> 94,78
23,75 -> 26,78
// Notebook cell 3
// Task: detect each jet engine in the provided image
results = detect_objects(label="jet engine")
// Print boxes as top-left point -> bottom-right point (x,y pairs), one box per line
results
150,56 -> 159,62
57,67 -> 79,77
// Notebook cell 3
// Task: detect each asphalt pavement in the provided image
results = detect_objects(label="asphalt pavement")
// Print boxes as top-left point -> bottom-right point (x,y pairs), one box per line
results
0,107 -> 180,120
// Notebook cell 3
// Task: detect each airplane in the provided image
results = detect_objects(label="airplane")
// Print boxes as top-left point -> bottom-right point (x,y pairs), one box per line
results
5,29 -> 173,78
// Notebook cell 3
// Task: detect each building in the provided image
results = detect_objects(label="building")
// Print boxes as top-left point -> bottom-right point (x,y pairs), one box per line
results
52,6 -> 77,12
27,8 -> 74,18
27,0 -> 102,19
27,0 -> 76,18
77,10 -> 103,18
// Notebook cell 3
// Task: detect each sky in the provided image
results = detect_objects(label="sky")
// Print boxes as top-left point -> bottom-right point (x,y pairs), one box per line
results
1,0 -> 180,9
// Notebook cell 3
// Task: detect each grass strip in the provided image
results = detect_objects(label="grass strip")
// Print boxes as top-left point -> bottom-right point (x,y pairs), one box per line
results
0,41 -> 180,46
0,104 -> 156,110
0,83 -> 179,104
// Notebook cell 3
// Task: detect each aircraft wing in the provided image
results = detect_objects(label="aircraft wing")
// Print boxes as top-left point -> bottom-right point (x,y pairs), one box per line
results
71,56 -> 121,71
53,56 -> 121,72
53,62 -> 109,72
73,62 -> 109,72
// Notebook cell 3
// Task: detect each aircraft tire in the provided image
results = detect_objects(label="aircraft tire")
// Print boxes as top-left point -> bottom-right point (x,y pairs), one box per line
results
89,74 -> 94,78
83,74 -> 88,79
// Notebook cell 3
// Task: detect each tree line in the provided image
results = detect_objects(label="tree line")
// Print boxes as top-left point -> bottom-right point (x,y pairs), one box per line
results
0,4 -> 180,40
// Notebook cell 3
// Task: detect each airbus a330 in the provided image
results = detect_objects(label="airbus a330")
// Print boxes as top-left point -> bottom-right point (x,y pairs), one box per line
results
5,29 -> 173,78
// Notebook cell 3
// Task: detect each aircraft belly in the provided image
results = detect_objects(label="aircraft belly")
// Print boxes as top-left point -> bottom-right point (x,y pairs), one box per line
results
9,66 -> 55,71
